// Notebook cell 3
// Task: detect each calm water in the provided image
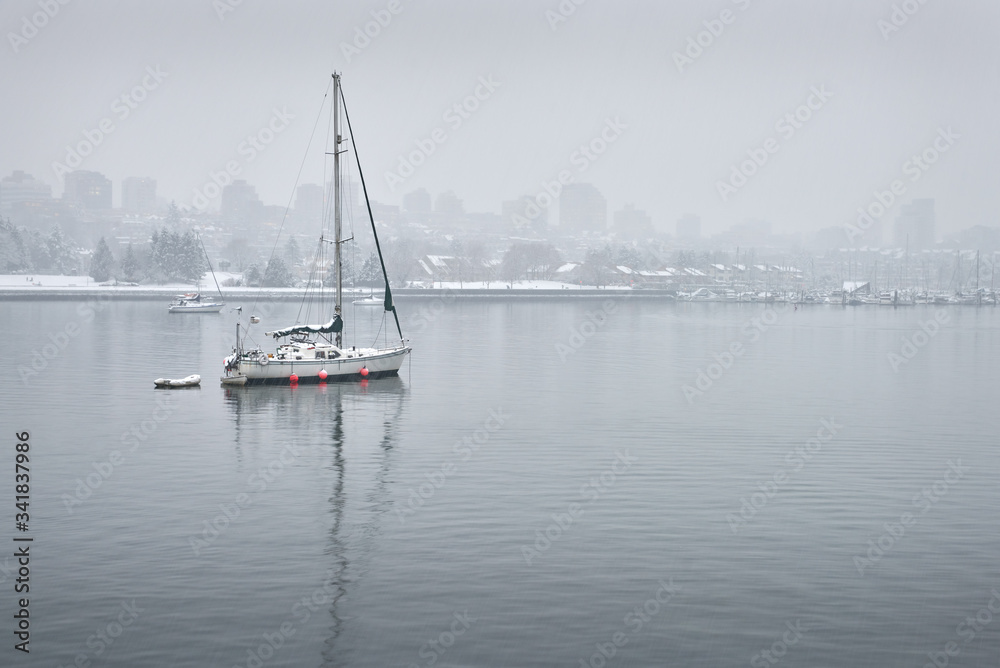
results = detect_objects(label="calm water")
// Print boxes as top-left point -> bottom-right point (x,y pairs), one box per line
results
1,298 -> 998,667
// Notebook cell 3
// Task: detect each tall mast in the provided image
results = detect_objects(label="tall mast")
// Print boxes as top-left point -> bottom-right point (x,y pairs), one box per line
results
333,72 -> 343,347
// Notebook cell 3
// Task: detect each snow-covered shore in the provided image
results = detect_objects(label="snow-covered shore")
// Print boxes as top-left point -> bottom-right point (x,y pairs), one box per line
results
0,274 -> 645,300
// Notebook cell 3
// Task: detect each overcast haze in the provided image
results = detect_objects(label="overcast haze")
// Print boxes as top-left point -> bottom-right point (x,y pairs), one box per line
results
2,0 -> 998,237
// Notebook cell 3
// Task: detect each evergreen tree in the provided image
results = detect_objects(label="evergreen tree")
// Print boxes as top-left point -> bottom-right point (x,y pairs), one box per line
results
89,237 -> 116,282
179,231 -> 207,282
46,226 -> 79,275
244,263 -> 263,287
26,230 -> 52,273
166,201 -> 181,227
263,257 -> 295,287
283,236 -> 301,266
0,219 -> 32,273
360,252 -> 383,287
120,243 -> 140,282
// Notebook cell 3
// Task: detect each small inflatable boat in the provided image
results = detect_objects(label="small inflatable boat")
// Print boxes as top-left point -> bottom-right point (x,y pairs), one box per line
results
220,375 -> 248,386
154,374 -> 202,388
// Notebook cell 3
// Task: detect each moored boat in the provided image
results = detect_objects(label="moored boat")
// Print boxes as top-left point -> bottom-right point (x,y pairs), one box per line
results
221,73 -> 410,386
168,293 -> 225,313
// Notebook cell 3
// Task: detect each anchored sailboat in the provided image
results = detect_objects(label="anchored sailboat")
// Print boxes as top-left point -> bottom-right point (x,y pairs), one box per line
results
221,73 -> 410,385
168,235 -> 226,313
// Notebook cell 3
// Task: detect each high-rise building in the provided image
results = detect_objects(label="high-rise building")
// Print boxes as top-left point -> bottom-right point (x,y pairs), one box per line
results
403,188 -> 432,214
63,170 -> 112,209
559,183 -> 606,233
893,198 -> 935,249
502,196 -> 548,230
121,177 -> 157,213
295,183 -> 324,223
676,214 -> 701,240
614,204 -> 653,238
0,170 -> 51,211
221,180 -> 263,222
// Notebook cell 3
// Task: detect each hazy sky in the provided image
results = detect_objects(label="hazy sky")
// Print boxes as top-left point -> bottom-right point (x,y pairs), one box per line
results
2,0 -> 998,237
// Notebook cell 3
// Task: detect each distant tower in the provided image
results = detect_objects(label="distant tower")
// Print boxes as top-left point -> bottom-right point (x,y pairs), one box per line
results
893,199 -> 935,249
676,214 -> 701,241
221,180 -> 263,222
559,183 -> 607,233
122,177 -> 157,213
63,170 -> 112,209
502,195 -> 549,230
613,204 -> 653,238
403,188 -> 432,214
295,183 -> 324,224
0,170 -> 52,212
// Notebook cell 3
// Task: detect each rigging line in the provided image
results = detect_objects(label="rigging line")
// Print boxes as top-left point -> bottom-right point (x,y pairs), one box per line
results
198,232 -> 224,300
338,81 -> 405,343
297,237 -> 325,324
370,310 -> 385,349
245,77 -> 333,333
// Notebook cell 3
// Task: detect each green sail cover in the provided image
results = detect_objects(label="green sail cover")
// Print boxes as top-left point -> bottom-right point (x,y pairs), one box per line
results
267,315 -> 343,339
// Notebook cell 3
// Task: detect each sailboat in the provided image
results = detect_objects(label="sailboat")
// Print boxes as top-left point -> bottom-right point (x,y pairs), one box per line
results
168,292 -> 225,313
221,73 -> 410,385
168,235 -> 226,313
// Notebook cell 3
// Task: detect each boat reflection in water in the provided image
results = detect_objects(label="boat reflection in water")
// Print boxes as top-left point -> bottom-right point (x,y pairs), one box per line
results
223,377 -> 408,666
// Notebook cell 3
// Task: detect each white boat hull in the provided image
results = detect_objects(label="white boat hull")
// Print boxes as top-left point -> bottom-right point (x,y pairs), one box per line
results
169,303 -> 225,313
230,346 -> 410,385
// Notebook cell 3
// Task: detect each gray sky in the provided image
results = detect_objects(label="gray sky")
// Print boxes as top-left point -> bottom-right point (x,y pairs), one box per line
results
1,0 -> 997,237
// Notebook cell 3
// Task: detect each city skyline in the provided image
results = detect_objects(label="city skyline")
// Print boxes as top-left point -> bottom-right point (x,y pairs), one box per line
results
1,1 -> 997,240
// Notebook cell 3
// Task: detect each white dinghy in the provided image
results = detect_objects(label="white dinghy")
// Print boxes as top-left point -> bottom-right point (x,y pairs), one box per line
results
154,374 -> 202,388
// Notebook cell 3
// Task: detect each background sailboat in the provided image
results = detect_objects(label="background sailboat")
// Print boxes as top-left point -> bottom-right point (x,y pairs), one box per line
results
168,235 -> 226,313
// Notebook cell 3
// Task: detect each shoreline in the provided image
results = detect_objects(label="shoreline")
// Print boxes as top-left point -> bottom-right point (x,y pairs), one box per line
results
0,286 -> 660,301
0,286 -> 992,305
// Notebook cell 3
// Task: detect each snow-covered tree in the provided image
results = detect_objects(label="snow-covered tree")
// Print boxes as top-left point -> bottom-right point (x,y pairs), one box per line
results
120,243 -> 140,281
89,237 -> 116,282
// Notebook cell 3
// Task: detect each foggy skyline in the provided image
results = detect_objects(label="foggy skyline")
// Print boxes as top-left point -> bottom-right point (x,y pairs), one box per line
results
2,0 -> 998,238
